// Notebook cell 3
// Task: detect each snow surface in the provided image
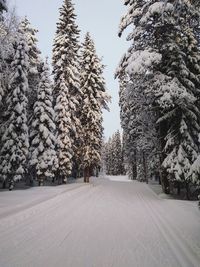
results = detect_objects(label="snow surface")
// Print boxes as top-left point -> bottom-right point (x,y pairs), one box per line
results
0,177 -> 200,267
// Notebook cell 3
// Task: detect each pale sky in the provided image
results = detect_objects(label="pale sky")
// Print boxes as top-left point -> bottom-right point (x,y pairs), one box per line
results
9,0 -> 129,139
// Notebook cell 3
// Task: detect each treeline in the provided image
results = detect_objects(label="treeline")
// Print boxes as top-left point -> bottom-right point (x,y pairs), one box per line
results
0,0 -> 109,190
116,0 -> 200,200
102,130 -> 125,176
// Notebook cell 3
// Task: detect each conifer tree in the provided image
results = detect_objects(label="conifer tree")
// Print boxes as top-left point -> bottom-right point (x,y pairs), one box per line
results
80,33 -> 109,182
0,7 -> 19,163
0,0 -> 9,104
117,0 -> 200,196
29,60 -> 57,186
0,0 -> 7,17
104,137 -> 113,175
112,131 -> 123,175
19,17 -> 41,122
52,0 -> 81,183
0,32 -> 29,190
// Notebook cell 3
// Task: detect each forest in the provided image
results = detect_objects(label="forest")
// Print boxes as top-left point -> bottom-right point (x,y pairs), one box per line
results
0,0 -> 110,190
0,0 -> 200,202
0,1 -> 200,267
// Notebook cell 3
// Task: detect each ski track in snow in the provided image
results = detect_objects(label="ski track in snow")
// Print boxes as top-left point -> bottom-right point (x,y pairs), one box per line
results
0,176 -> 200,267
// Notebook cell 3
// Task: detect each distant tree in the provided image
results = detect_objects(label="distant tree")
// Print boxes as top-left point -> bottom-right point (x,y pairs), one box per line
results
112,131 -> 123,175
52,0 -> 81,183
0,32 -> 29,190
104,131 -> 124,176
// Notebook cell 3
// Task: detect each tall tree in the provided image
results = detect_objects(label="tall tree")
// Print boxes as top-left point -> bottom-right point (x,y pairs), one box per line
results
52,0 -> 81,183
80,33 -> 109,182
112,131 -> 123,175
117,0 -> 200,196
19,17 -> 41,122
29,60 -> 58,186
0,32 -> 29,190
0,0 -> 7,17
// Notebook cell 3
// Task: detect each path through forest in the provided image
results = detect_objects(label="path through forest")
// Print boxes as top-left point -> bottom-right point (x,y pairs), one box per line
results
0,176 -> 200,267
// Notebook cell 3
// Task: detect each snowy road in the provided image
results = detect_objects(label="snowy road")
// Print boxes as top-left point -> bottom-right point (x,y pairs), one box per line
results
0,176 -> 200,267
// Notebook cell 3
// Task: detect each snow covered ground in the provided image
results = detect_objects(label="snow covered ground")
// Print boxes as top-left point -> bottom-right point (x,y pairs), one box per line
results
0,176 -> 200,267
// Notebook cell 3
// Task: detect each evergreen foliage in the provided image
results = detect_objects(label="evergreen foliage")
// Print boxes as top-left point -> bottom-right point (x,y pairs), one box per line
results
79,33 -> 109,182
104,131 -> 125,176
117,0 -> 200,196
19,17 -> 41,122
29,60 -> 58,186
52,0 -> 81,182
0,32 -> 29,190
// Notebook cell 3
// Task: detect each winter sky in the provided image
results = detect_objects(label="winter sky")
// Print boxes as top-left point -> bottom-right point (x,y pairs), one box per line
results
9,0 -> 129,139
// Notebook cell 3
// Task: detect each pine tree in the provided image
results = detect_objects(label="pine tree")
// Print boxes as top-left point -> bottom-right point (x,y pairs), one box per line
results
0,8 -> 19,169
80,33 -> 109,182
104,137 -> 112,175
52,0 -> 81,183
104,132 -> 125,176
19,17 -> 41,122
29,60 -> 58,186
112,131 -> 123,175
0,0 -> 7,17
0,19 -> 6,104
0,32 -> 29,190
117,0 -> 200,196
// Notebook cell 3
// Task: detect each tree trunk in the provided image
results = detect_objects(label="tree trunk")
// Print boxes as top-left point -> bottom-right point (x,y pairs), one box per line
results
9,179 -> 14,191
186,183 -> 190,200
159,120 -> 170,194
160,169 -> 170,194
84,167 -> 89,183
132,149 -> 137,180
177,182 -> 181,195
38,175 -> 44,186
2,180 -> 6,189
142,151 -> 148,184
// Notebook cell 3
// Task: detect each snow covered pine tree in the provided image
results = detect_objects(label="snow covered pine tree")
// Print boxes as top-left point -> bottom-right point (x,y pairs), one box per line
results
80,33 -> 109,182
53,0 -> 81,183
0,31 -> 29,190
19,17 -> 41,123
0,0 -> 7,16
117,0 -> 160,182
113,130 -> 124,175
104,131 -> 124,176
117,0 -> 200,198
30,60 -> 58,186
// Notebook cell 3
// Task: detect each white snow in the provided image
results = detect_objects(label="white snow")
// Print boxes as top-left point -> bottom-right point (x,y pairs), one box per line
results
126,50 -> 162,76
0,177 -> 200,267
106,175 -> 132,182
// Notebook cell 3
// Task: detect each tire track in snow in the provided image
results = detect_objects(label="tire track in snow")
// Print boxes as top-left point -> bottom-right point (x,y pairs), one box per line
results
137,186 -> 200,267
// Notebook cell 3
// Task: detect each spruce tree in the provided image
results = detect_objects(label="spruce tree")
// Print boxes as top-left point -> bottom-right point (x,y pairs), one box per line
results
0,32 -> 29,190
104,137 -> 113,175
112,131 -> 123,175
0,0 -> 9,104
29,60 -> 58,186
19,17 -> 41,122
0,0 -> 7,17
80,33 -> 109,182
117,0 -> 200,196
52,0 -> 81,183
